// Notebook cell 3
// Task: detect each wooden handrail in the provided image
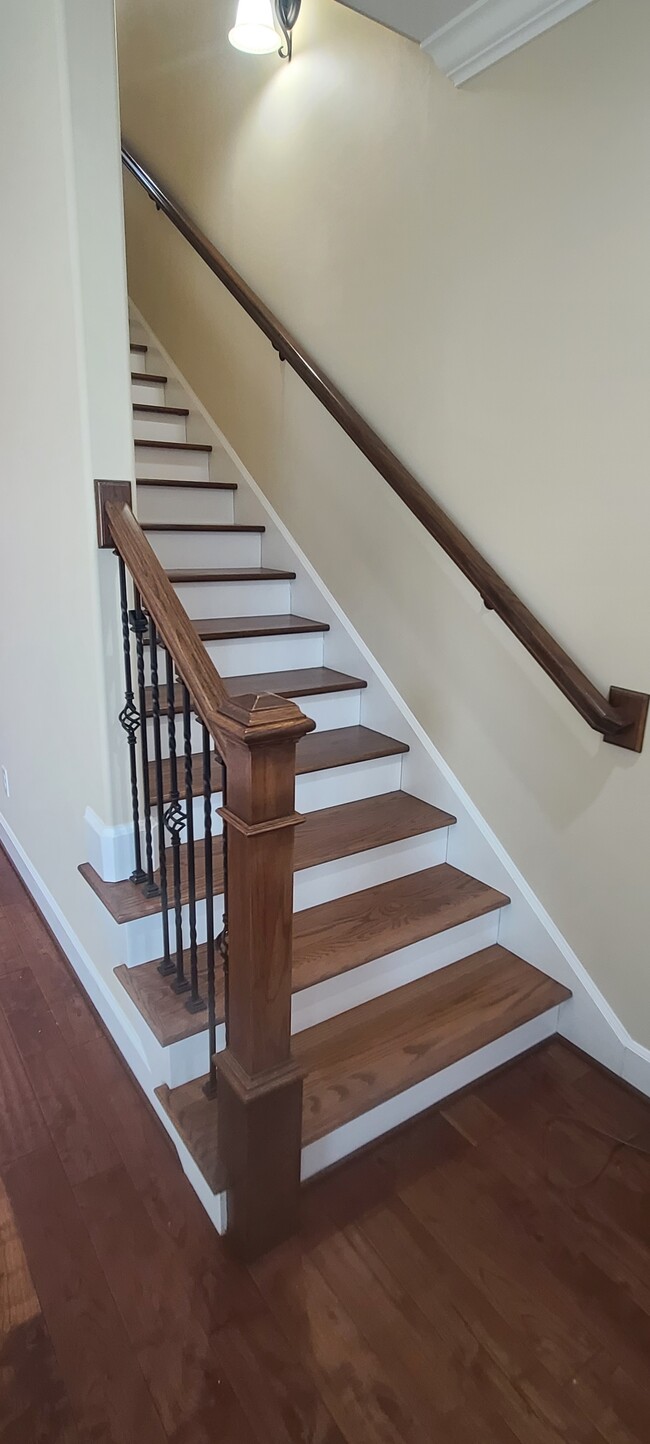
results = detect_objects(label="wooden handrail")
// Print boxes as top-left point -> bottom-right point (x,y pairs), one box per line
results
122,144 -> 648,752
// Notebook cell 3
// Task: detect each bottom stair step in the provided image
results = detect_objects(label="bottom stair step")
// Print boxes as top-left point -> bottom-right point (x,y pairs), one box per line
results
155,947 -> 570,1193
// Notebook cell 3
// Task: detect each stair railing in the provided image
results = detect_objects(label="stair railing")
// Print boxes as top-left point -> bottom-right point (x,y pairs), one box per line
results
122,143 -> 649,753
96,481 -> 314,1257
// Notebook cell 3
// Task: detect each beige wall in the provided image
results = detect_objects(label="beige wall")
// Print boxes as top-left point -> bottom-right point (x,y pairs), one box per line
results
117,0 -> 650,1039
0,0 -> 131,974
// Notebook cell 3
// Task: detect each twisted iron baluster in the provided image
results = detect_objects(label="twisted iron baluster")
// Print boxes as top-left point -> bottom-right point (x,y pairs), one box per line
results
202,725 -> 217,1097
130,588 -> 159,898
149,619 -> 173,976
117,556 -> 146,884
164,652 -> 189,993
182,684 -> 203,1013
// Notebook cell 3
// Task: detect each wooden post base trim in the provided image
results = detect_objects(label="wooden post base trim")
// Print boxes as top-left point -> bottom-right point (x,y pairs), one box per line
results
216,1048 -> 304,1102
218,805 -> 305,838
216,1049 -> 304,1260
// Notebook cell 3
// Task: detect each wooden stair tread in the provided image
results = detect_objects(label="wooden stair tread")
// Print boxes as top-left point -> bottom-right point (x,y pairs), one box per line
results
156,947 -> 570,1194
133,402 -> 189,417
292,863 -> 508,987
166,566 -> 295,582
142,522 -> 264,533
143,668 -> 366,715
148,725 -> 408,806
114,797 -> 458,1044
131,370 -> 167,384
130,342 -> 147,353
135,438 -> 212,452
296,947 -> 572,1143
186,613 -> 329,642
156,1079 -> 227,1194
85,786 -> 444,928
136,477 -> 237,492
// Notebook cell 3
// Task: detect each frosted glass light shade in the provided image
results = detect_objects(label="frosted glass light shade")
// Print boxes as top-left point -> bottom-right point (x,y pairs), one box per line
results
229,0 -> 278,54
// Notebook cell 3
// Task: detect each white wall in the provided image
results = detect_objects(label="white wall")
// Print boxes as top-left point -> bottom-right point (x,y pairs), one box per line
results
117,0 -> 650,1042
0,0 -> 132,979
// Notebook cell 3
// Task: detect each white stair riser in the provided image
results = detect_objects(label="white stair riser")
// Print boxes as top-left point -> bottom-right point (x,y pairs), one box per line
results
300,1009 -> 561,1182
133,413 -> 187,443
146,530 -> 262,569
135,445 -> 211,481
293,828 -> 449,912
135,485 -> 235,527
154,910 -> 499,1088
130,346 -> 148,367
173,577 -> 290,619
132,379 -> 166,405
202,631 -> 324,676
144,686 -> 361,758
120,817 -> 444,968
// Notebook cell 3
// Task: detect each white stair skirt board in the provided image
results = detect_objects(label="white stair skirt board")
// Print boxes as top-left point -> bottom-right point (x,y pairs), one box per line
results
153,911 -> 498,1090
132,378 -> 166,405
132,413 -> 187,444
300,1006 -> 561,1181
145,529 -> 262,570
135,486 -> 235,528
85,807 -> 161,886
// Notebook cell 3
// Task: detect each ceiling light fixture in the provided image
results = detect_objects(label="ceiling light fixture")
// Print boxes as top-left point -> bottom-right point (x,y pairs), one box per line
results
229,0 -> 302,61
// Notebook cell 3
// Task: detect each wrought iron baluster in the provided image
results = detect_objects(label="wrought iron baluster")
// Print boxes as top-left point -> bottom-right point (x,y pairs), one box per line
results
217,751 -> 229,1045
164,652 -> 189,993
149,619 -> 173,977
182,684 -> 203,1013
202,725 -> 217,1096
117,556 -> 146,884
130,588 -> 159,898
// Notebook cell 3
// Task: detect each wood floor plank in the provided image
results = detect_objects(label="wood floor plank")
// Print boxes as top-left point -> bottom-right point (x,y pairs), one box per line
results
0,966 -> 64,1057
0,1176 -> 82,1443
4,1144 -> 168,1444
0,1006 -> 48,1167
3,848 -> 650,1441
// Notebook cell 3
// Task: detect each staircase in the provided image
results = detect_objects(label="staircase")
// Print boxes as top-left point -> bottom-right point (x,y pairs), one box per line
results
81,323 -> 571,1256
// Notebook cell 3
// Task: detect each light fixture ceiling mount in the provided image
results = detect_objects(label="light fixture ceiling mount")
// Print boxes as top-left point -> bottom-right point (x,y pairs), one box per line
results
228,0 -> 302,61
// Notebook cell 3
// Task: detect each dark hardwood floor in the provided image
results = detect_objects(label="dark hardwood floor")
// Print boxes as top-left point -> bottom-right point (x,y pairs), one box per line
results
1,843 -> 649,1443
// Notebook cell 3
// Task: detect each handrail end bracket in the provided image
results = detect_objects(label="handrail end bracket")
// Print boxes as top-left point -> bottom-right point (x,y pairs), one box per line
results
606,687 -> 650,753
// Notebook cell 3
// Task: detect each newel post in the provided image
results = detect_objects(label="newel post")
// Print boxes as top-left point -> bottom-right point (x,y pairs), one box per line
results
213,692 -> 315,1259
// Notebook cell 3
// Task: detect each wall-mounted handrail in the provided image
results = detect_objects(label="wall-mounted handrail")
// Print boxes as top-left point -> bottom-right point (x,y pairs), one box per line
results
122,143 -> 649,752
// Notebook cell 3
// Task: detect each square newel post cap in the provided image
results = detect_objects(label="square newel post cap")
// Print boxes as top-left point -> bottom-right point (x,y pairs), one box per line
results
215,691 -> 316,748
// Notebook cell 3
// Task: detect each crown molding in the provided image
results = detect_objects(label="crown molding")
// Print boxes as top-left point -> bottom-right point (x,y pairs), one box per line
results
421,0 -> 596,85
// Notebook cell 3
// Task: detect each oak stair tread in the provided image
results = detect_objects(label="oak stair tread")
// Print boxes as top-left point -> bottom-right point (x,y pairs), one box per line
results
134,438 -> 212,452
137,477 -> 237,491
155,946 -> 570,1193
142,522 -> 264,534
87,785 -> 439,927
117,854 -> 509,1052
130,342 -> 147,353
133,402 -> 190,417
131,370 -> 167,384
148,724 -> 408,806
143,667 -> 366,715
166,566 -> 295,582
